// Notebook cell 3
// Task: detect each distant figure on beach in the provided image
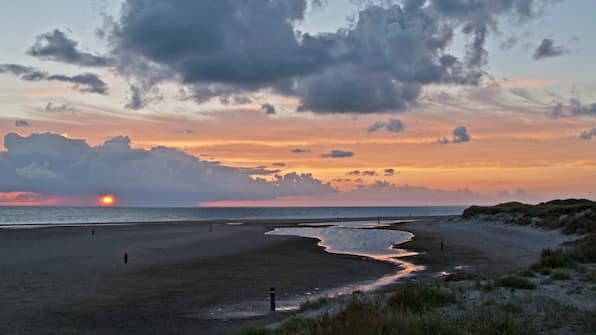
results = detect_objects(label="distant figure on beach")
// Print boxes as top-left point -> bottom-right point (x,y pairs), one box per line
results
124,252 -> 128,264
91,229 -> 95,235
441,241 -> 444,252
377,217 -> 380,225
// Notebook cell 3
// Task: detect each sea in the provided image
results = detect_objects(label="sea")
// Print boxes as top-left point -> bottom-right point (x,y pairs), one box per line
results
0,206 -> 464,227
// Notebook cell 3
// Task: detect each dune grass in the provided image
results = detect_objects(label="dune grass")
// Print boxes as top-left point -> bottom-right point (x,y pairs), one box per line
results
495,275 -> 537,290
236,283 -> 535,335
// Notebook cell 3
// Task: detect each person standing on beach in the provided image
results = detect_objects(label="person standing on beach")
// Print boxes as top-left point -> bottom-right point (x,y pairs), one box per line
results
441,241 -> 444,252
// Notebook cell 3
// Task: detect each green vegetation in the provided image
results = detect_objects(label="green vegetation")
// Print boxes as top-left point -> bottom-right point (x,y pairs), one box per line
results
387,283 -> 455,312
495,275 -> 537,290
551,270 -> 571,280
462,199 -> 596,235
299,297 -> 330,311
237,283 -> 533,335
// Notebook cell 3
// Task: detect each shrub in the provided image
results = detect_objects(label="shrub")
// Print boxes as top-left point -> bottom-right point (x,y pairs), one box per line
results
551,271 -> 571,280
496,275 -> 537,290
531,248 -> 567,270
388,283 -> 456,312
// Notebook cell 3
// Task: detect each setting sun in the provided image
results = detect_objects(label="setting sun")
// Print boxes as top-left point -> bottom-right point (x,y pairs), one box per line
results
99,195 -> 116,206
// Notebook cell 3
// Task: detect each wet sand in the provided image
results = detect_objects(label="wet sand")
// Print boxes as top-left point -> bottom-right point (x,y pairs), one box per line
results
0,221 -> 395,335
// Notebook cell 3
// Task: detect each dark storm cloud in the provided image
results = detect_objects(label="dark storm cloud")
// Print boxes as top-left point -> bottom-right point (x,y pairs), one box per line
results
15,120 -> 30,127
321,150 -> 354,158
27,29 -> 111,67
533,38 -> 569,60
0,133 -> 333,206
97,0 -> 551,113
0,64 -> 107,94
261,103 -> 276,115
552,98 -> 596,118
579,128 -> 596,141
438,126 -> 471,144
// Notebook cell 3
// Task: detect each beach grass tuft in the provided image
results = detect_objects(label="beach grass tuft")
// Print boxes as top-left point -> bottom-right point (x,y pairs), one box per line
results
387,282 -> 456,312
496,275 -> 537,290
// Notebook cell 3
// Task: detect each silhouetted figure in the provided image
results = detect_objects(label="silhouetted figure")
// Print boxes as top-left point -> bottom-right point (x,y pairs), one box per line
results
377,217 -> 381,225
91,229 -> 95,235
440,241 -> 444,252
124,252 -> 128,264
270,287 -> 276,312
210,226 -> 213,232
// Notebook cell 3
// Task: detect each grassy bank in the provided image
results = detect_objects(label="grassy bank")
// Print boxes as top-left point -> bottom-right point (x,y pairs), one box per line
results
238,277 -> 596,335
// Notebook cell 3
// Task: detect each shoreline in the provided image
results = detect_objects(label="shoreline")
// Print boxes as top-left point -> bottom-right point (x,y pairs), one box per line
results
0,214 -> 455,229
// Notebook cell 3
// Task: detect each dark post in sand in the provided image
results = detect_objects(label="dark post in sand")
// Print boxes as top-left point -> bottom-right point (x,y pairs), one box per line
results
270,287 -> 276,312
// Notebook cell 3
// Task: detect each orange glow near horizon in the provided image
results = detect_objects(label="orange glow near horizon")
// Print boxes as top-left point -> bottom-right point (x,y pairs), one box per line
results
99,195 -> 116,206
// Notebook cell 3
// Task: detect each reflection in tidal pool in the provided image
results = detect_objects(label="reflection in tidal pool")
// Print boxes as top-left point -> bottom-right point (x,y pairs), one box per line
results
201,221 -> 422,319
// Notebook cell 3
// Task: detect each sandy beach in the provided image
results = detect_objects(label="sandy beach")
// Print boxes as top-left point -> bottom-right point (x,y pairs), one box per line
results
1,215 -> 575,334
0,221 -> 395,335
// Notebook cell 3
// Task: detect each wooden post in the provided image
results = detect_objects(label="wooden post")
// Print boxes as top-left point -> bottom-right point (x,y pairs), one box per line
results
270,287 -> 276,312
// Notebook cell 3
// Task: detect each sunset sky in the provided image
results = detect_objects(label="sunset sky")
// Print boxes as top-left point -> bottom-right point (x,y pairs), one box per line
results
1,0 -> 595,206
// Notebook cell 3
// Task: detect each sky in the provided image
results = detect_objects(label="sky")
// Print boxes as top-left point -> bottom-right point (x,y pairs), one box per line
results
0,0 -> 595,207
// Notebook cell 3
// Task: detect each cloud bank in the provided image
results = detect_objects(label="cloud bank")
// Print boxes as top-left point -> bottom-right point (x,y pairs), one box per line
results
66,0 -> 552,113
0,133 -> 333,206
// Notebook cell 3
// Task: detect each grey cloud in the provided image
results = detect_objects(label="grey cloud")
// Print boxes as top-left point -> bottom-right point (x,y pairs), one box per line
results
125,84 -> 163,110
367,121 -> 386,133
453,126 -> 471,143
27,29 -> 111,67
261,103 -> 276,115
533,38 -> 569,60
45,102 -> 75,113
386,119 -> 405,133
438,126 -> 471,144
100,0 -> 550,113
291,148 -> 311,153
552,98 -> 596,118
367,118 -> 405,133
0,64 -> 107,94
579,128 -> 596,140
15,120 -> 30,127
346,170 -> 360,176
499,36 -> 518,50
239,167 -> 281,175
0,133 -> 333,206
321,150 -> 354,158
384,168 -> 396,176
362,170 -> 377,176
